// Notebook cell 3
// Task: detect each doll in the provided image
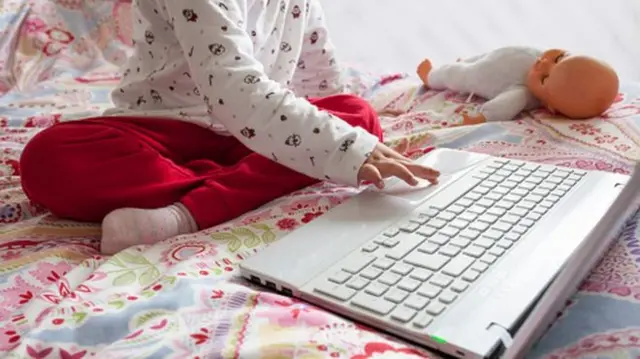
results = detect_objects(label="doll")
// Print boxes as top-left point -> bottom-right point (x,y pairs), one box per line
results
416,46 -> 619,125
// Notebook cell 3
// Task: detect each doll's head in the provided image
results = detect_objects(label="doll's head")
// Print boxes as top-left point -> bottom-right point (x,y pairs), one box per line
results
526,49 -> 619,119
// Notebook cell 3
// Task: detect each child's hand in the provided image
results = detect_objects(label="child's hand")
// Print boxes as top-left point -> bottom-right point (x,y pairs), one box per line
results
358,141 -> 440,189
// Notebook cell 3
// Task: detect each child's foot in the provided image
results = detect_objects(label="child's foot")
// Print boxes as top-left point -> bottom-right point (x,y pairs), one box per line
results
100,204 -> 197,254
417,59 -> 432,87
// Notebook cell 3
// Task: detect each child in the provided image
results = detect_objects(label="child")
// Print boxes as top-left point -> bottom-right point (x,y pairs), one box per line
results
19,0 -> 440,254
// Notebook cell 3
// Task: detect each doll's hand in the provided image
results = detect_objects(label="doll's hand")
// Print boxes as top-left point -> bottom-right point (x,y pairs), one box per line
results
357,140 -> 440,189
461,111 -> 487,125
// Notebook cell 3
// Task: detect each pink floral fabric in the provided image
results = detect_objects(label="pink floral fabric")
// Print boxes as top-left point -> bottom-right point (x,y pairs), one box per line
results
1,1 -> 640,358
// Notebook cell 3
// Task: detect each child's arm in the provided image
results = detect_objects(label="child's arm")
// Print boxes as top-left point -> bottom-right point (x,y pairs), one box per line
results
290,0 -> 344,97
162,0 -> 378,187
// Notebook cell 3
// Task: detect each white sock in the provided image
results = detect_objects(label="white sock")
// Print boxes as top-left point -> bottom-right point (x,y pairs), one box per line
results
100,203 -> 197,254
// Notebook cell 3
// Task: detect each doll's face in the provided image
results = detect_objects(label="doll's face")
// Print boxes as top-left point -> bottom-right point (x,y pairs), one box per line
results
527,50 -> 619,118
526,49 -> 568,110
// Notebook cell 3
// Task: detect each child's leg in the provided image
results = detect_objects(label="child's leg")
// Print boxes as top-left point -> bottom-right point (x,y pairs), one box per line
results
180,93 -> 384,229
20,117 -> 231,253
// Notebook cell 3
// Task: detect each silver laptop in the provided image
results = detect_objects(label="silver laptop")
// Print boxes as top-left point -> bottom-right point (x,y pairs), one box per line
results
240,148 -> 639,358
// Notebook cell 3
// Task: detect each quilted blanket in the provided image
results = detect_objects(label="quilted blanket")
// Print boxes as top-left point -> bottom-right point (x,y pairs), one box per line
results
2,1 -> 640,358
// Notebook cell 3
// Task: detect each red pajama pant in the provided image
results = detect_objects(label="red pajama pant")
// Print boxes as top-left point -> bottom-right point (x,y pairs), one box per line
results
19,94 -> 384,229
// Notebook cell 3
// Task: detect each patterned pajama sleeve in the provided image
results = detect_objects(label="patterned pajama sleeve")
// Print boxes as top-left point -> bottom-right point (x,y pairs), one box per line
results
290,0 -> 344,97
160,0 -> 379,187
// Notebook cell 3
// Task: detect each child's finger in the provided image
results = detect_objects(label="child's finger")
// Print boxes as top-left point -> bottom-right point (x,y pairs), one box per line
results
377,161 -> 419,186
404,163 -> 440,184
359,163 -> 384,188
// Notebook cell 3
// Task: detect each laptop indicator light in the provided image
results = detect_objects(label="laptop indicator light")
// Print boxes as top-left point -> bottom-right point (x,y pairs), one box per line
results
431,336 -> 447,344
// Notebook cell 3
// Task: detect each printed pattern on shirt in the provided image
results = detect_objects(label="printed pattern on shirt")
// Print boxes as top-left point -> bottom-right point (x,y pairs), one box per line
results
105,0 -> 379,187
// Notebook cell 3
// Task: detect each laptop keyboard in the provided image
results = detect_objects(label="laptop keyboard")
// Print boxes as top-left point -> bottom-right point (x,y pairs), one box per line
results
313,159 -> 586,329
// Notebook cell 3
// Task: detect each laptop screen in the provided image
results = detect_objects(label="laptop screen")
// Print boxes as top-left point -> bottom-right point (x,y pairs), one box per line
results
504,163 -> 640,358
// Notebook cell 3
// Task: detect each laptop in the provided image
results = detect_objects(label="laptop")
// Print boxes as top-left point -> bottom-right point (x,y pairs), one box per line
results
240,148 -> 639,358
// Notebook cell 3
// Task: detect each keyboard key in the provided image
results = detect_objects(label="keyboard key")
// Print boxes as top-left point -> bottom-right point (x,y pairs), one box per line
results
404,252 -> 450,271
512,188 -> 529,196
450,219 -> 470,229
426,301 -> 446,316
492,221 -> 512,232
418,241 -> 439,254
429,273 -> 454,288
474,237 -> 494,249
489,247 -> 505,257
413,313 -> 434,329
449,237 -> 471,248
419,206 -> 441,217
459,212 -> 478,222
495,200 -> 515,209
465,192 -> 482,201
459,228 -> 481,239
480,254 -> 498,265
478,214 -> 499,224
398,220 -> 420,233
360,267 -> 383,280
469,222 -> 490,232
477,199 -> 495,208
487,207 -> 506,217
462,269 -> 481,282
473,186 -> 491,195
365,282 -> 389,296
397,277 -> 421,292
351,292 -> 395,315
439,245 -> 461,257
361,243 -> 379,252
441,254 -> 475,277
416,226 -> 437,237
408,213 -> 431,225
437,211 -> 456,221
439,291 -> 458,304
405,294 -> 429,310
501,214 -> 520,224
464,245 -> 485,258
315,281 -> 356,301
493,186 -> 509,195
510,175 -> 525,183
381,237 -> 399,247
342,253 -> 376,274
504,194 -> 521,202
378,271 -> 402,286
483,229 -> 503,240
385,288 -> 410,303
346,277 -> 369,290
447,204 -> 466,215
383,227 -> 400,237
427,218 -> 447,229
517,200 -> 536,210
328,270 -> 351,284
510,207 -> 528,217
526,194 -> 544,203
468,205 -> 486,214
440,226 -> 460,237
505,232 -> 520,241
526,212 -> 542,221
496,239 -> 513,249
513,225 -> 528,235
409,268 -> 433,281
373,258 -> 394,270
391,306 -> 417,323
417,283 -> 442,298
451,280 -> 469,293
390,263 -> 413,276
385,233 -> 426,260
519,218 -> 535,227
429,233 -> 450,245
471,262 -> 489,272
485,192 -> 502,201
456,198 -> 474,207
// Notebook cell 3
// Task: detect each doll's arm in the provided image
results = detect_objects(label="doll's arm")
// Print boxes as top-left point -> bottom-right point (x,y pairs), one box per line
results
479,86 -> 530,122
457,52 -> 487,63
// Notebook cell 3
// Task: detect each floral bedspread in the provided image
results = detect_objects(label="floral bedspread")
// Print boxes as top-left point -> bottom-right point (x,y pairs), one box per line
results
2,1 -> 640,358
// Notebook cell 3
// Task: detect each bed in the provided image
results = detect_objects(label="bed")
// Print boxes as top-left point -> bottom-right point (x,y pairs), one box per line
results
2,1 -> 640,358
